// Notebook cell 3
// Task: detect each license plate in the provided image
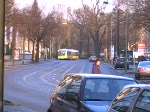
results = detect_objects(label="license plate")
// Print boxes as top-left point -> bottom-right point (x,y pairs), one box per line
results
120,62 -> 124,64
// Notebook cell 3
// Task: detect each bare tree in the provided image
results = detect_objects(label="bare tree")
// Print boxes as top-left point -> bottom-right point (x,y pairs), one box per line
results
5,0 -> 15,55
69,1 -> 109,58
42,11 -> 64,59
119,0 -> 150,50
19,0 -> 47,62
5,0 -> 22,65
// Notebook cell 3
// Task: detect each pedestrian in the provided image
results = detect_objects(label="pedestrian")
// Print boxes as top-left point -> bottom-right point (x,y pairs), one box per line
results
92,59 -> 101,74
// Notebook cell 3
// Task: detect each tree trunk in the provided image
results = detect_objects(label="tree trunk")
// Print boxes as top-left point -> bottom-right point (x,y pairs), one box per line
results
55,42 -> 58,59
12,24 -> 17,66
22,37 -> 25,60
35,41 -> 39,63
31,41 -> 35,62
94,30 -> 101,58
79,28 -> 83,58
6,22 -> 11,53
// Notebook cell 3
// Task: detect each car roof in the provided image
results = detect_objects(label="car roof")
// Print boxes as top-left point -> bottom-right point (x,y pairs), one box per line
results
124,84 -> 150,89
138,61 -> 150,65
117,57 -> 126,58
90,55 -> 96,57
139,61 -> 150,63
65,73 -> 136,81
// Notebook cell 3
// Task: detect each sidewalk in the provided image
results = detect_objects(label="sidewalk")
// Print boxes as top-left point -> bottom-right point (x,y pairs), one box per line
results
4,59 -> 31,66
4,59 -> 51,67
4,100 -> 37,112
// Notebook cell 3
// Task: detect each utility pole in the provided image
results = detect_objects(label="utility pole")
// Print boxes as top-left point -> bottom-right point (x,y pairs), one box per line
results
87,35 -> 90,57
116,9 -> 120,57
103,1 -> 120,61
0,0 -> 5,111
125,0 -> 129,73
105,26 -> 108,61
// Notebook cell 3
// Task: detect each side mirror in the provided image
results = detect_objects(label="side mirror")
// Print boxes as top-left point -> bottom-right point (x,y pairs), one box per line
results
66,92 -> 78,102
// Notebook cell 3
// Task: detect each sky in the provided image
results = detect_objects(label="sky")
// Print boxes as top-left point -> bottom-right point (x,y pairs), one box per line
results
15,0 -> 114,14
15,0 -> 82,10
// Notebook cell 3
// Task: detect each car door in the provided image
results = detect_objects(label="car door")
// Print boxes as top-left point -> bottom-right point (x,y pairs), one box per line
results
50,75 -> 73,112
62,76 -> 82,112
132,89 -> 150,112
108,87 -> 140,112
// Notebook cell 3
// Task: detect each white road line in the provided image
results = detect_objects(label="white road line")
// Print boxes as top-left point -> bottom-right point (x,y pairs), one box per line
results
41,61 -> 78,85
22,61 -> 76,87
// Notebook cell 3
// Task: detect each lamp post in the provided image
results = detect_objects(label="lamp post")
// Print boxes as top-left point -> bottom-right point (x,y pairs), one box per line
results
125,0 -> 129,73
105,26 -> 108,61
116,9 -> 120,57
104,1 -> 120,60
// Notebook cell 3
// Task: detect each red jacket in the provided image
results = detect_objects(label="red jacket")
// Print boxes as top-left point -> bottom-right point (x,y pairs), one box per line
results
92,64 -> 101,74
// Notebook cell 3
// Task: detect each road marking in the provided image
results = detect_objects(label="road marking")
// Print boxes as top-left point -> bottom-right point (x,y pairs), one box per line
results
41,61 -> 78,85
22,61 -> 77,88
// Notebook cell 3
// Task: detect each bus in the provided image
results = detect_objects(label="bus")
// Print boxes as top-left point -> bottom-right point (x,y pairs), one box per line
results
58,49 -> 79,60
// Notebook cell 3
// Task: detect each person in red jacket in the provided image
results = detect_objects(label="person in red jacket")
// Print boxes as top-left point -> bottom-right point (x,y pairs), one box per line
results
92,59 -> 101,74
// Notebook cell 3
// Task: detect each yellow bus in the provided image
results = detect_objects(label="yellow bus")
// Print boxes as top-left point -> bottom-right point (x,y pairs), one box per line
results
58,49 -> 79,60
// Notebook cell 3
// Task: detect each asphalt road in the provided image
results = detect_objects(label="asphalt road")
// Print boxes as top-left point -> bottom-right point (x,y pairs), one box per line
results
4,59 -> 150,112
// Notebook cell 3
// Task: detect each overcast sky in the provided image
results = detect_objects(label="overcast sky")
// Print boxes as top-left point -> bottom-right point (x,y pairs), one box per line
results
15,0 -> 82,9
15,0 -> 114,14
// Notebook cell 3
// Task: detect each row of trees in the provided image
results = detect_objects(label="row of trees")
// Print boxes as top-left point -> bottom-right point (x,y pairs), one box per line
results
118,0 -> 150,50
5,0 -> 67,63
5,0 -> 150,63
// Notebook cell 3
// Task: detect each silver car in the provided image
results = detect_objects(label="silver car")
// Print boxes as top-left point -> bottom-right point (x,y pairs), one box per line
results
135,61 -> 150,80
108,84 -> 150,112
89,55 -> 98,62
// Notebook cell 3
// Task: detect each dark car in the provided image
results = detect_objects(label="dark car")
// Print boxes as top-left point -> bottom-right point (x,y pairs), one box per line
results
89,55 -> 98,62
135,61 -> 150,80
107,84 -> 150,112
114,57 -> 129,69
47,73 -> 138,112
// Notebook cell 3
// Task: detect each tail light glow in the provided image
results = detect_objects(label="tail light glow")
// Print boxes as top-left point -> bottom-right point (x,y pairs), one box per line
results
138,68 -> 145,72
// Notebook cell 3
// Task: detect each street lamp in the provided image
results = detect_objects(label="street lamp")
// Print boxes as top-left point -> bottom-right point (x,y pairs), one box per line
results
105,26 -> 108,61
103,1 -> 120,60
125,0 -> 129,73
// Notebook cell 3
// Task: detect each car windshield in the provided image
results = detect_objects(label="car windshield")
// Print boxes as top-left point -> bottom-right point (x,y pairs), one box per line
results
117,58 -> 126,62
90,56 -> 96,58
139,61 -> 150,66
83,78 -> 137,101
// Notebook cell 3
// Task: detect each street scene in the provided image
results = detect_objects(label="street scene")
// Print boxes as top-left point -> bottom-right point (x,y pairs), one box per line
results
1,0 -> 150,112
4,59 -> 150,112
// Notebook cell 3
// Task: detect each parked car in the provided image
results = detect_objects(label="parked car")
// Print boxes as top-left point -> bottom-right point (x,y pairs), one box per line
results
89,55 -> 98,62
107,84 -> 150,112
114,57 -> 129,69
47,73 -> 138,112
135,61 -> 150,80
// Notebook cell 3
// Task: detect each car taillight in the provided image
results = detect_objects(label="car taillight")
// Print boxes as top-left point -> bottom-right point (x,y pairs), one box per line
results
138,68 -> 145,72
116,62 -> 119,64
